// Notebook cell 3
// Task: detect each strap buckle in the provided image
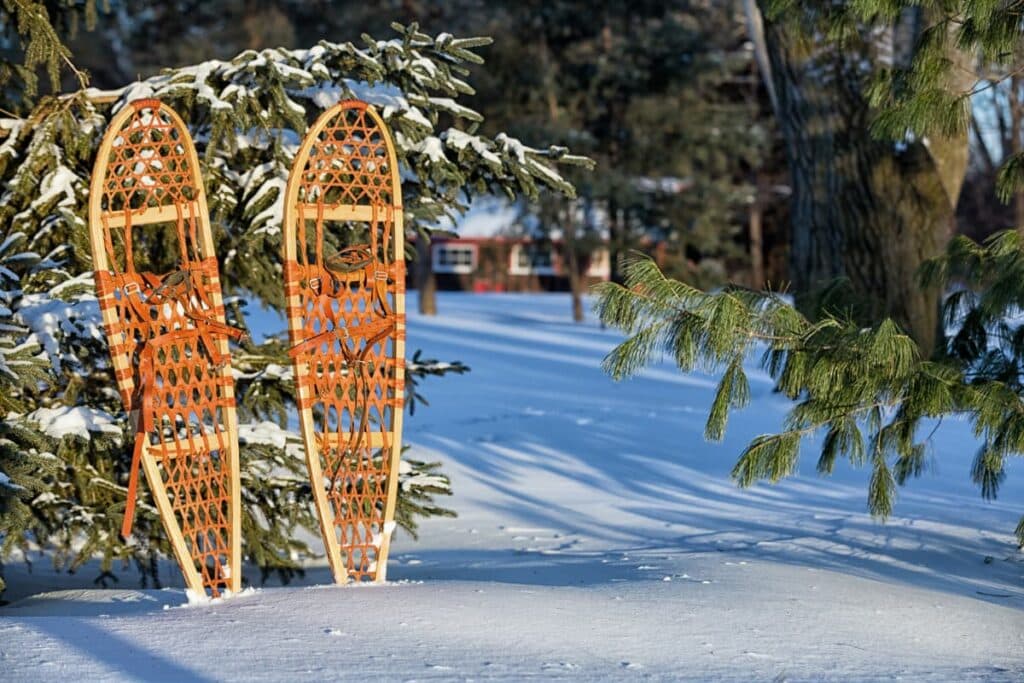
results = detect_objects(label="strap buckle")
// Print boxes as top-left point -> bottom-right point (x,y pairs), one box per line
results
121,281 -> 141,297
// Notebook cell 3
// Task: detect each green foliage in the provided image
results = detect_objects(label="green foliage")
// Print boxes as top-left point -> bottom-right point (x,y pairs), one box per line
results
0,421 -> 60,594
597,254 -> 1024,545
0,0 -> 104,109
392,456 -> 457,539
766,1 -> 1023,147
590,0 -> 1022,552
1,0 -> 75,101
469,1 -> 775,288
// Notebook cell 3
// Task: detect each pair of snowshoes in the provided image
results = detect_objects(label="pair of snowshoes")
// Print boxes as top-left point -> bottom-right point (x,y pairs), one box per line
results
90,99 -> 406,597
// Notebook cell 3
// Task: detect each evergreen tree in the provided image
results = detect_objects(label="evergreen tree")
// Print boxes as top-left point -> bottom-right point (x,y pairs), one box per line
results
0,16 -> 589,594
473,1 -> 777,304
598,1 -> 1024,547
57,1 -> 781,316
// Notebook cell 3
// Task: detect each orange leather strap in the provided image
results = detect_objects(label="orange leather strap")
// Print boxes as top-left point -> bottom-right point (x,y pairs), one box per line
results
288,315 -> 395,360
121,343 -> 156,539
119,317 -> 242,539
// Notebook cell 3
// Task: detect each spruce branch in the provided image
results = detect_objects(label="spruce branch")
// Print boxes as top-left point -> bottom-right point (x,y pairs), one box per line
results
0,22 -> 588,594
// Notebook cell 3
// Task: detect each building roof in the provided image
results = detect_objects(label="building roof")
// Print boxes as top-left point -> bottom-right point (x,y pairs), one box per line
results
437,196 -> 521,238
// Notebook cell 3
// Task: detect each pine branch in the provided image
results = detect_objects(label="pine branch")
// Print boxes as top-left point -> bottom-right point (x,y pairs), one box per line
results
1,0 -> 90,104
597,255 -> 1024,522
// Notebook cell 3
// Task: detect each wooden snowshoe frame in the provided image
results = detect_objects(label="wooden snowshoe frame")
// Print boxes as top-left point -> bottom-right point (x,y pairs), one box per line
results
283,100 -> 406,584
89,99 -> 243,597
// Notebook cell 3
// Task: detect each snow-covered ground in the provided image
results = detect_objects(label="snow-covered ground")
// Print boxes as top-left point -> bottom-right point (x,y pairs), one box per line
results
2,292 -> 1022,681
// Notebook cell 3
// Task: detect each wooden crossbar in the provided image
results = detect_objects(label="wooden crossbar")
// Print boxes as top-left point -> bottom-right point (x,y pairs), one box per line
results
146,431 -> 232,458
315,432 -> 393,450
297,203 -> 402,223
102,205 -> 188,227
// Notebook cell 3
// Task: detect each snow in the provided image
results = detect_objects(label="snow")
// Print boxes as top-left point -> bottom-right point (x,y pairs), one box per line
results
400,105 -> 433,130
25,406 -> 122,441
437,194 -> 520,237
164,61 -> 234,112
15,276 -> 105,372
342,79 -> 408,111
239,162 -> 288,235
429,97 -> 483,122
371,521 -> 397,549
1,293 -> 1022,681
411,135 -> 446,164
237,420 -> 291,450
0,118 -> 25,161
31,166 -> 80,211
182,586 -> 254,608
236,420 -> 303,459
397,458 -> 449,492
445,128 -> 502,166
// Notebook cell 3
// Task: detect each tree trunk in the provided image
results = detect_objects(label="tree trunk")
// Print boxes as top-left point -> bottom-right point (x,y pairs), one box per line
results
749,193 -> 764,290
416,235 -> 437,316
608,198 -> 625,285
537,28 -> 581,319
1011,74 -> 1024,231
757,8 -> 970,354
564,200 -> 586,323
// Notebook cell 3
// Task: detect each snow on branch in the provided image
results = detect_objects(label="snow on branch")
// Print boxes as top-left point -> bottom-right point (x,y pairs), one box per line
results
0,22 -> 559,418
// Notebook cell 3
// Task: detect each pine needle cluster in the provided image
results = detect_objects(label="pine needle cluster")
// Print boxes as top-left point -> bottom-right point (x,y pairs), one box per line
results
0,0 -> 100,106
597,251 -> 1024,544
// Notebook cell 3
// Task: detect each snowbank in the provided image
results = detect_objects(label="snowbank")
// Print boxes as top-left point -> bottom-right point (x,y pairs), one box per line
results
2,292 -> 1021,681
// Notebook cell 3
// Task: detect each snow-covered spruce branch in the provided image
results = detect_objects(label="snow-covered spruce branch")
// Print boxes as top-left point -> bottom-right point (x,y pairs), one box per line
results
596,255 -> 1024,543
0,22 -> 594,306
0,23 -> 591,592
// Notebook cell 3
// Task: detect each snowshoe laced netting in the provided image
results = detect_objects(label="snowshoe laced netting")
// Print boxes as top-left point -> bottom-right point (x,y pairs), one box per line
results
285,101 -> 405,581
92,99 -> 244,596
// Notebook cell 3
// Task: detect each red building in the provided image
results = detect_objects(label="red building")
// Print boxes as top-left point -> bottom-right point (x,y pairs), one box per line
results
423,236 -> 610,292
408,198 -> 611,292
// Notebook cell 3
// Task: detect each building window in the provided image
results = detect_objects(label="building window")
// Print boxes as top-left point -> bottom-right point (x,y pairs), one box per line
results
433,243 -> 477,274
510,244 -> 556,275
